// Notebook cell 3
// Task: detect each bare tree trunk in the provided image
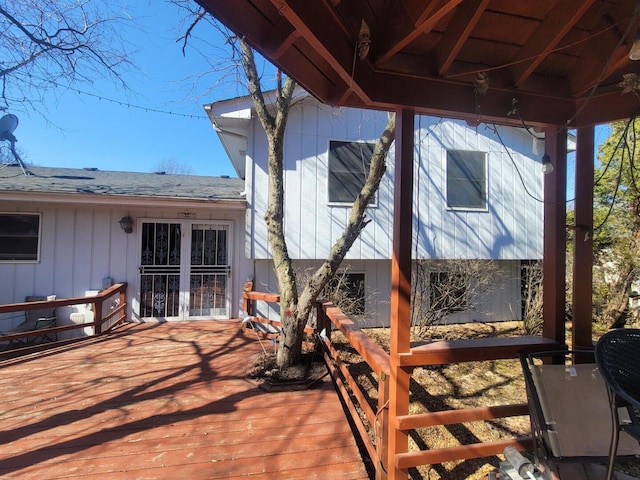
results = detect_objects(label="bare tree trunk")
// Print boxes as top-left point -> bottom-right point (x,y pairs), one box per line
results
178,11 -> 396,367
275,112 -> 395,367
290,112 -> 395,361
603,268 -> 635,328
238,37 -> 395,368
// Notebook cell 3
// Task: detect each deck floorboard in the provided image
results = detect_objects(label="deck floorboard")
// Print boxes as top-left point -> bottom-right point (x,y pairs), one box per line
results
0,321 -> 370,479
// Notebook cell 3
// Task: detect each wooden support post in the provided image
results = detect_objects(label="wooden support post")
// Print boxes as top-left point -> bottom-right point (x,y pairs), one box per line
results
243,278 -> 254,316
376,372 -> 390,480
316,301 -> 330,354
94,299 -> 103,335
388,108 -> 414,480
119,288 -> 127,324
572,125 -> 594,351
543,127 -> 567,345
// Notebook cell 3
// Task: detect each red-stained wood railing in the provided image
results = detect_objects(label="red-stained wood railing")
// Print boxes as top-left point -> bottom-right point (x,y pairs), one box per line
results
318,302 -> 390,478
0,283 -> 128,354
241,286 -> 563,479
242,283 -> 390,475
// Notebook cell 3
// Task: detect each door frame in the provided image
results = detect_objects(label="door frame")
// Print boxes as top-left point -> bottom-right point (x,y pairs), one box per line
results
136,218 -> 234,321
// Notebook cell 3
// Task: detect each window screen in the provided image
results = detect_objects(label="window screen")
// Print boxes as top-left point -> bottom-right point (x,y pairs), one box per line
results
0,213 -> 41,262
328,140 -> 375,203
446,150 -> 487,209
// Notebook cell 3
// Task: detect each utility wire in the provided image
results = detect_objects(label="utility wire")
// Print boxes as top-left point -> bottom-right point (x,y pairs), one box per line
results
593,116 -> 637,231
491,124 -> 547,204
594,147 -> 625,232
66,86 -> 207,119
36,77 -> 208,120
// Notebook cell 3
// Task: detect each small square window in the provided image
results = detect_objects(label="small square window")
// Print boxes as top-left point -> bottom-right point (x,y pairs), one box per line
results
328,140 -> 375,204
446,150 -> 487,209
0,213 -> 41,262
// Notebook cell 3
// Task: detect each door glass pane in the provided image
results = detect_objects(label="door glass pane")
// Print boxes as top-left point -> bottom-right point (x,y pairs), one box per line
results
139,222 -> 181,317
191,226 -> 227,267
216,229 -> 227,265
189,274 -> 227,317
189,224 -> 229,317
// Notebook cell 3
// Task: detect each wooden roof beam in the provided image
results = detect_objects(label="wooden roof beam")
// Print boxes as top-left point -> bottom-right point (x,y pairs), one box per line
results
373,0 -> 462,66
270,30 -> 301,60
511,0 -> 595,88
365,70 -> 577,127
436,0 -> 489,76
570,0 -> 640,97
572,46 -> 630,98
269,0 -> 373,105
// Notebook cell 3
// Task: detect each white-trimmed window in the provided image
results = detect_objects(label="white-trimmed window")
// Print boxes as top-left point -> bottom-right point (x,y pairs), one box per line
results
0,213 -> 41,262
446,150 -> 487,209
328,140 -> 375,204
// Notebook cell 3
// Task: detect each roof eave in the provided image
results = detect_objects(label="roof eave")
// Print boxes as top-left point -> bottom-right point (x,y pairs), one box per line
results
0,191 -> 247,210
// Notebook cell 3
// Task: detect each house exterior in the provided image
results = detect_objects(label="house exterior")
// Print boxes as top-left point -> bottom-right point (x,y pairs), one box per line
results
0,167 -> 249,338
0,90 -> 546,335
206,92 -> 546,327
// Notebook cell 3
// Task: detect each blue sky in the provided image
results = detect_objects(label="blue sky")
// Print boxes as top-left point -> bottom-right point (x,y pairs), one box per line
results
11,2 -> 238,178
5,2 -> 613,182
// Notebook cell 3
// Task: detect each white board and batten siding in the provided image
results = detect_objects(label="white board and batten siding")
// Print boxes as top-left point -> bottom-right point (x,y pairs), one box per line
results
247,102 -> 544,263
251,258 -> 524,327
0,201 -> 250,337
239,98 -> 543,326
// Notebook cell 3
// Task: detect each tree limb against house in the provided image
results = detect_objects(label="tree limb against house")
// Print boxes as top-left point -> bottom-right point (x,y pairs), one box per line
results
178,7 -> 396,368
239,38 -> 395,368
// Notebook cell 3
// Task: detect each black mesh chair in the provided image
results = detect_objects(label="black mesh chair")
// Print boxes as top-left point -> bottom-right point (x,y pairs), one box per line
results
519,349 -> 640,470
595,328 -> 640,480
0,296 -> 57,350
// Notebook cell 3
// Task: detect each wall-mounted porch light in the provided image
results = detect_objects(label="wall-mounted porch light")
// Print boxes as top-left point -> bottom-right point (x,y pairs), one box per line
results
118,215 -> 133,234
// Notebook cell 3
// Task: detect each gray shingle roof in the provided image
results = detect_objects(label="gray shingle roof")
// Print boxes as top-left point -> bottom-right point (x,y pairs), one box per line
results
0,165 -> 245,202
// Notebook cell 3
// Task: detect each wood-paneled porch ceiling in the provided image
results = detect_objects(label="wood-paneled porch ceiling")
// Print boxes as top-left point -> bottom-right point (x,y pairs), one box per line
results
198,0 -> 640,127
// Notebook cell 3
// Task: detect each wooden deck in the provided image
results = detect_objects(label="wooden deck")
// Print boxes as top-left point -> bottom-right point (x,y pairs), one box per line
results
0,321 -> 370,479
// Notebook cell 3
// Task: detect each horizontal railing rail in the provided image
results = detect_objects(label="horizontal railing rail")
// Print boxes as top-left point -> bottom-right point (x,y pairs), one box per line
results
241,286 -> 561,479
0,283 -> 128,353
242,284 -> 389,473
318,301 -> 390,475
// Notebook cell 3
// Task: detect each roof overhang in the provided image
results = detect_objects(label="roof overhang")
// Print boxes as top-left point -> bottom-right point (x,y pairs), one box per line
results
0,191 -> 248,210
198,0 -> 640,127
204,106 -> 251,180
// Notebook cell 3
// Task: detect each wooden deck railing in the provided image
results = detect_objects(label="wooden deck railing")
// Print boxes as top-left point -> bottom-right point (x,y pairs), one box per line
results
242,286 -> 563,479
0,283 -> 128,353
317,302 -> 391,476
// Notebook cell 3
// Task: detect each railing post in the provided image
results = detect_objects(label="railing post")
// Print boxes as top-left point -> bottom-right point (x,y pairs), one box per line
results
316,301 -> 331,354
376,372 -> 390,480
543,127 -> 567,346
93,299 -> 103,335
243,279 -> 254,316
388,108 -> 414,479
119,287 -> 127,324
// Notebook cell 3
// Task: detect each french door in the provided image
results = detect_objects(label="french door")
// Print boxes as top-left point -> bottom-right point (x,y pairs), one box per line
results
138,220 -> 231,320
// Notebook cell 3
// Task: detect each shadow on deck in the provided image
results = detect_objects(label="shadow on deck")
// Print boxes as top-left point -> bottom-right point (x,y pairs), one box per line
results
0,321 -> 370,479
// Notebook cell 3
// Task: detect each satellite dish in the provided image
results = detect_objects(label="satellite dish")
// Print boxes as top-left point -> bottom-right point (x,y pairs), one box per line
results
0,114 -> 18,142
0,113 -> 31,175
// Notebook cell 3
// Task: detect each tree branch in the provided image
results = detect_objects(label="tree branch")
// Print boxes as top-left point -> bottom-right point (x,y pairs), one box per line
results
298,112 -> 396,310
